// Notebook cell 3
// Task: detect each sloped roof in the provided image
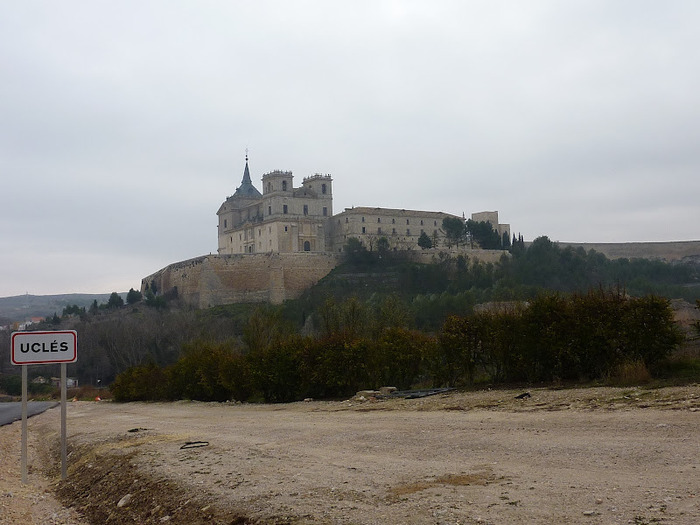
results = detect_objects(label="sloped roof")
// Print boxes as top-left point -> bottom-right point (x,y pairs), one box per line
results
232,158 -> 262,199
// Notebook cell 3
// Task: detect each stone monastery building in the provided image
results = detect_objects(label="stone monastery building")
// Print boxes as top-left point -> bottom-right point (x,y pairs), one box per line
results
217,156 -> 510,255
141,156 -> 511,308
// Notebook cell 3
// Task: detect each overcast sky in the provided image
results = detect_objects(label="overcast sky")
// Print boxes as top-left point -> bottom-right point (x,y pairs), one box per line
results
2,1 -> 699,297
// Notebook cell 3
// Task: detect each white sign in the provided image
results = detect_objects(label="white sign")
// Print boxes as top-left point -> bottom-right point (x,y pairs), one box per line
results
11,330 -> 77,365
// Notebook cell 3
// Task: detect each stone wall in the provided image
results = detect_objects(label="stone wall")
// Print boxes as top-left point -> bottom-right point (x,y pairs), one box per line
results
141,253 -> 340,308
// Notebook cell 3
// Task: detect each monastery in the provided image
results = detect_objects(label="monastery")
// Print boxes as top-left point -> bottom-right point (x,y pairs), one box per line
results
142,156 -> 510,307
216,155 -> 510,255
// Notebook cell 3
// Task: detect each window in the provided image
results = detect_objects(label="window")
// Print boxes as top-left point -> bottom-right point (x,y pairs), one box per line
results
283,204 -> 288,214
304,241 -> 311,251
223,219 -> 227,228
378,227 -> 382,234
362,216 -> 365,222
377,217 -> 381,223
284,226 -> 288,232
407,229 -> 411,235
392,218 -> 395,224
392,228 -> 396,234
434,220 -> 437,226
268,206 -> 272,215
406,219 -> 410,225
323,207 -> 328,216
282,180 -> 287,191
345,217 -> 349,223
362,226 -> 366,234
322,183 -> 327,194
303,204 -> 308,215
420,220 -> 424,226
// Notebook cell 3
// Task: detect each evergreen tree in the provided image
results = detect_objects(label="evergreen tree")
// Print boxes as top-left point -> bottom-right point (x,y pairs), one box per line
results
417,231 -> 432,249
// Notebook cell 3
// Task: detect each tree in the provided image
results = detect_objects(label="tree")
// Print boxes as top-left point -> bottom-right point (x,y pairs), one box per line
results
466,220 -> 502,250
431,230 -> 440,249
441,217 -> 466,248
62,304 -> 85,317
106,292 -> 124,309
344,237 -> 372,265
126,288 -> 143,305
144,289 -> 166,309
417,231 -> 432,249
377,236 -> 390,254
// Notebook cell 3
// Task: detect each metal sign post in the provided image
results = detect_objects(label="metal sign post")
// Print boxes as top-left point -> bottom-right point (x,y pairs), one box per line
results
11,330 -> 77,484
21,364 -> 27,484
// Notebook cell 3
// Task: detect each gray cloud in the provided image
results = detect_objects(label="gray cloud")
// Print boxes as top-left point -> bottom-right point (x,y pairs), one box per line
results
1,1 -> 699,296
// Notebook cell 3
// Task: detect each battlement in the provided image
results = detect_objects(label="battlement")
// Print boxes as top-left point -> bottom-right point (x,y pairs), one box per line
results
262,170 -> 293,177
303,173 -> 333,182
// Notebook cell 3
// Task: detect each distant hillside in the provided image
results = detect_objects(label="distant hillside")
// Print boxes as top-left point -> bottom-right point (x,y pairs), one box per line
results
0,293 -> 120,324
553,240 -> 700,262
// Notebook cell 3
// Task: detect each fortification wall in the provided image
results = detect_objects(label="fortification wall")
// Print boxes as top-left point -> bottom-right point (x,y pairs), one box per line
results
141,253 -> 341,308
141,241 -> 700,309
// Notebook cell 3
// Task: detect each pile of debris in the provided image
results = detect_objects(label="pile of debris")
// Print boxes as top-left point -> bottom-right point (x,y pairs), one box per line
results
352,387 -> 454,402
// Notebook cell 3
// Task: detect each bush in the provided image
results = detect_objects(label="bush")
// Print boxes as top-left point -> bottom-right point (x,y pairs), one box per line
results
0,374 -> 22,396
167,341 -> 240,402
110,362 -> 168,401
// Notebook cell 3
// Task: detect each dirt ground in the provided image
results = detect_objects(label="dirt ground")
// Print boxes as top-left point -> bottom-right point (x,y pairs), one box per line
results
1,385 -> 699,525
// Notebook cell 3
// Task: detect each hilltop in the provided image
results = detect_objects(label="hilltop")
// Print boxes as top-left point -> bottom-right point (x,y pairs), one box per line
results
0,293 -> 119,324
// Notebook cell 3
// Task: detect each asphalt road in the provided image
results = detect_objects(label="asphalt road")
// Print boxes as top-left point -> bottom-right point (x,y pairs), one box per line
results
0,402 -> 59,426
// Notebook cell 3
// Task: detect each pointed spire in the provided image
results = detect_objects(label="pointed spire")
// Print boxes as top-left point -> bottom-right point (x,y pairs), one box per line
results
242,152 -> 253,186
232,150 -> 262,199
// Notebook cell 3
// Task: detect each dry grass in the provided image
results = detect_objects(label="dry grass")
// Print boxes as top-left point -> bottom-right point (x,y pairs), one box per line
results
609,360 -> 652,386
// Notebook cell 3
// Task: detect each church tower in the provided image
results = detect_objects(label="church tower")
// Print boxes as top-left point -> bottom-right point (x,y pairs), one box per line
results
217,154 -> 334,255
217,154 -> 264,254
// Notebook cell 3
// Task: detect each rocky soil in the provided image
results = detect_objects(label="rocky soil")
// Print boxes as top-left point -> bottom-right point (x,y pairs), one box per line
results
1,385 -> 699,524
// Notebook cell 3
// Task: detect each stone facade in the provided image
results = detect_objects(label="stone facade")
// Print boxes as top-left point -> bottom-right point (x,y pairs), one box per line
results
328,207 -> 460,253
217,158 -> 476,255
217,158 -> 333,255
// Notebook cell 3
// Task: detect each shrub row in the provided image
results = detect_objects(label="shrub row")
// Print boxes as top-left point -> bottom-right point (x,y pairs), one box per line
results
110,290 -> 682,403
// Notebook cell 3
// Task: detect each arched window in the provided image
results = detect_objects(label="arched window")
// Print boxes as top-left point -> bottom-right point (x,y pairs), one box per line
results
304,241 -> 311,251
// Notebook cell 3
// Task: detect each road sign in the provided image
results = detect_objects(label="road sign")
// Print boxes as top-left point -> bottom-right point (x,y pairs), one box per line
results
11,330 -> 77,365
10,330 -> 77,483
